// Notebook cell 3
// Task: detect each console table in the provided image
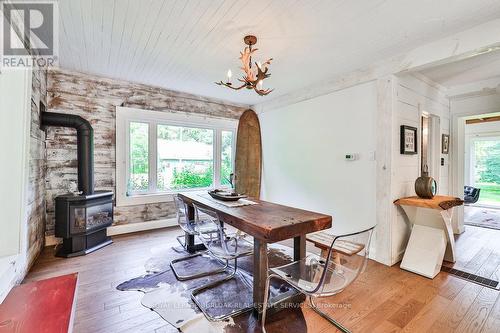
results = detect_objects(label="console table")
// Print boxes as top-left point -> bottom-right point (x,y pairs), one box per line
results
394,195 -> 464,278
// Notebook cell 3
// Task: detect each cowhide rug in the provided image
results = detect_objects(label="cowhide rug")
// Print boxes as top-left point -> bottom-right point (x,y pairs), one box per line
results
117,242 -> 308,333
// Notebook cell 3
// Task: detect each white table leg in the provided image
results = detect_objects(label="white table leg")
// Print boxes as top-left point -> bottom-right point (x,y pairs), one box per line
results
400,224 -> 447,278
399,206 -> 457,278
440,209 -> 456,263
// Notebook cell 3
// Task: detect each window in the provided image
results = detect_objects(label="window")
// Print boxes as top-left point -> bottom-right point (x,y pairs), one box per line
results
156,125 -> 214,192
470,137 -> 500,206
221,130 -> 234,186
116,107 -> 237,206
129,122 -> 149,192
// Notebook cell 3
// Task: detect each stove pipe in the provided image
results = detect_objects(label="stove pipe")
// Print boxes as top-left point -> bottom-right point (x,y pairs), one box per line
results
41,112 -> 94,195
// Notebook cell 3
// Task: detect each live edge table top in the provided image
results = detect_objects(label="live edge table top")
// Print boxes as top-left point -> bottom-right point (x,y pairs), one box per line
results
179,192 -> 332,243
394,195 -> 464,211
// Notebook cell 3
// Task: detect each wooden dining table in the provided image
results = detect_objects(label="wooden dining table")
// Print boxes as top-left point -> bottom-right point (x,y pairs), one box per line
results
178,191 -> 332,314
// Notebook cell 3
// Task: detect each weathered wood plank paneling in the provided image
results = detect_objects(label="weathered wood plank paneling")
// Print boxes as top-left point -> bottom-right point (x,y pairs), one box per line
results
45,68 -> 247,235
27,67 -> 48,266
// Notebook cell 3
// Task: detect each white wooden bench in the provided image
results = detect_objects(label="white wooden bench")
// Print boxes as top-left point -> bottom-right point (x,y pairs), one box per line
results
306,232 -> 365,265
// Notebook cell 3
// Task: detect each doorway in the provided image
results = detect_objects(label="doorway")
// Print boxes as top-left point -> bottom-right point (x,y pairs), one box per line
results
463,116 -> 500,230
443,113 -> 500,284
420,112 -> 440,182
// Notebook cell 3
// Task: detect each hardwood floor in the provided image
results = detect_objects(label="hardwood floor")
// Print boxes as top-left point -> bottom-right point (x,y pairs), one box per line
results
444,225 -> 500,283
25,227 -> 500,333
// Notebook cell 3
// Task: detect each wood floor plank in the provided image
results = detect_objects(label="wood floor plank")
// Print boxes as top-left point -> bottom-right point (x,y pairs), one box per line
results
388,298 -> 425,328
452,227 -> 487,268
438,276 -> 468,300
465,246 -> 494,274
371,320 -> 401,333
349,299 -> 401,332
93,310 -> 160,333
331,270 -> 405,328
75,303 -> 154,333
400,294 -> 451,333
455,287 -> 498,333
491,263 -> 500,283
481,293 -> 500,333
427,283 -> 483,333
125,318 -> 171,333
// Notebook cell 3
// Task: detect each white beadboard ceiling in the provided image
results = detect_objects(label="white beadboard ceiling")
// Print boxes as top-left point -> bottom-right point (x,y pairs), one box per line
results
420,49 -> 500,88
57,0 -> 500,105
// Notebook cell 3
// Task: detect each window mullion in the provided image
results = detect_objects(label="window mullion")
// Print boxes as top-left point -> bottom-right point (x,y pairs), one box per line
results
125,120 -> 131,195
232,129 -> 237,178
149,122 -> 158,193
214,129 -> 221,188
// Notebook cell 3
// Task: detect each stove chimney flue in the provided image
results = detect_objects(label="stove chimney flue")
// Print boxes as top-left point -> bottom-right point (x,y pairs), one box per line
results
41,112 -> 94,195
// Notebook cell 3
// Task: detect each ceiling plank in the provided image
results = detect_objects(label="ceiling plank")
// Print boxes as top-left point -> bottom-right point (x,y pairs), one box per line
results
55,0 -> 500,105
60,1 -> 84,71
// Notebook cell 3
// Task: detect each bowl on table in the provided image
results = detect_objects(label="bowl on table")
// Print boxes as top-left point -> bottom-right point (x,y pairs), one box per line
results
208,190 -> 247,201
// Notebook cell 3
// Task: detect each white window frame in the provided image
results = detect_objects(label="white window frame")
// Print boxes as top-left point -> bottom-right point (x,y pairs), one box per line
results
116,106 -> 237,207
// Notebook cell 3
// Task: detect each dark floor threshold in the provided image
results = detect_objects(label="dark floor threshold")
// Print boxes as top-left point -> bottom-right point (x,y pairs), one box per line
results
441,266 -> 500,290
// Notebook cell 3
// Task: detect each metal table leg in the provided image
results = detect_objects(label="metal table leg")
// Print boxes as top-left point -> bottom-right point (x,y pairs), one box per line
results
294,235 -> 306,261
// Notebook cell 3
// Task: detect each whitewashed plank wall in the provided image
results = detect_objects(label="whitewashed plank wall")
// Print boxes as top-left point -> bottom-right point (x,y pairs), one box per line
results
45,69 -> 247,235
390,74 -> 451,264
27,68 -> 47,266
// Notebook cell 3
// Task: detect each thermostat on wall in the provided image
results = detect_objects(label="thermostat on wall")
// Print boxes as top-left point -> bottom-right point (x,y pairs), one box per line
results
345,153 -> 358,161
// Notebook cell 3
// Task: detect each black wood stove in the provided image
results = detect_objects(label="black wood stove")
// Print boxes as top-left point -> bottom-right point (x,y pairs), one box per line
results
42,112 -> 113,257
54,191 -> 113,257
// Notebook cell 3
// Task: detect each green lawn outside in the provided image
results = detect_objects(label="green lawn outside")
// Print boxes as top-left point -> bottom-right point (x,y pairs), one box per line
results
476,183 -> 500,204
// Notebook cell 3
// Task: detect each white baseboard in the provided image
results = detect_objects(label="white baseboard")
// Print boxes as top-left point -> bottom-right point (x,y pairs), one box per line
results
0,255 -> 18,303
45,218 -> 178,247
107,218 -> 177,236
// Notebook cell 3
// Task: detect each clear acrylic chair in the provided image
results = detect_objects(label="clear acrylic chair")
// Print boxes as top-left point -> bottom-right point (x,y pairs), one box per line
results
190,203 -> 254,321
169,195 -> 228,281
261,226 -> 375,333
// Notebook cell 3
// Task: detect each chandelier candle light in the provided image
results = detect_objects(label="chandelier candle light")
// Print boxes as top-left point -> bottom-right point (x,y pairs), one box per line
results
216,35 -> 273,96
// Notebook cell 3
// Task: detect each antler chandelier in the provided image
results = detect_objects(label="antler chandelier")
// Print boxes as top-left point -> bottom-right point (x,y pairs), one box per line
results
216,35 -> 273,96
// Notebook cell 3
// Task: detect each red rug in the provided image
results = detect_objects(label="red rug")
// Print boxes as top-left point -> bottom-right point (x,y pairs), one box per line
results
0,273 -> 78,333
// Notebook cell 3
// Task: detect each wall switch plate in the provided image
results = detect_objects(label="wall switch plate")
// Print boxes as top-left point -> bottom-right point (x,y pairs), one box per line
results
369,151 -> 376,161
345,153 -> 358,161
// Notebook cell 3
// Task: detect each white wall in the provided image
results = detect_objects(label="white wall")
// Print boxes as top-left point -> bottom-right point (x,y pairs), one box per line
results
259,81 -> 377,238
0,67 -> 32,302
256,74 -> 451,266
390,74 -> 451,264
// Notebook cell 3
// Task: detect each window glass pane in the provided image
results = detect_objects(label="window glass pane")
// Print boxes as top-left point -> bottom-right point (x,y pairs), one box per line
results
157,124 -> 214,190
473,140 -> 500,205
128,122 -> 149,193
221,130 -> 234,186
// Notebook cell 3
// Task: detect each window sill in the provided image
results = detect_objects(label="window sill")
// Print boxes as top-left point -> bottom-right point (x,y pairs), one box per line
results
115,186 -> 231,207
116,192 -> 175,207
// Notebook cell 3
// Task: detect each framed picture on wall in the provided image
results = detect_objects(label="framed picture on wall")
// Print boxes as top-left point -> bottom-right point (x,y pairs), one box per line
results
400,125 -> 418,155
442,134 -> 450,154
